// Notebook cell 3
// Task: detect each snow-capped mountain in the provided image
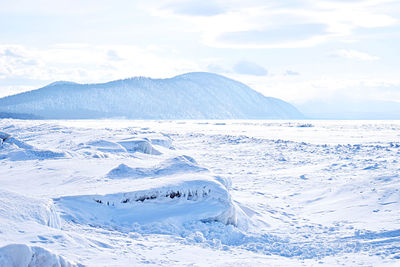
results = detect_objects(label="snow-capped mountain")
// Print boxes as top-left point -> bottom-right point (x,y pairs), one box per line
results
0,72 -> 303,119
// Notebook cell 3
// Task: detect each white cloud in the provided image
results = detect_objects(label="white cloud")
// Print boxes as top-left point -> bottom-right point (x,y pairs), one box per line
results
145,0 -> 397,49
163,0 -> 227,16
219,71 -> 400,105
285,70 -> 300,76
233,61 -> 268,76
107,50 -> 124,61
206,64 -> 228,74
331,49 -> 380,61
0,0 -> 125,16
0,44 -> 200,96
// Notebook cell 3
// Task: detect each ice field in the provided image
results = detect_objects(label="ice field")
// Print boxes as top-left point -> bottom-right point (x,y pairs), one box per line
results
1,119 -> 400,266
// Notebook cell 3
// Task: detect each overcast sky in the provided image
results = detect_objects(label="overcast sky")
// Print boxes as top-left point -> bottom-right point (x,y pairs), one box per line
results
0,0 -> 399,104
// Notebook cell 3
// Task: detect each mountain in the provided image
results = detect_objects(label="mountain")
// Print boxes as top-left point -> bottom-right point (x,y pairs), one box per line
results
0,72 -> 303,119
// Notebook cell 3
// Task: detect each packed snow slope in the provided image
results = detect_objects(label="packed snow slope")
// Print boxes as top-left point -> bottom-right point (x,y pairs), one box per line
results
0,72 -> 303,119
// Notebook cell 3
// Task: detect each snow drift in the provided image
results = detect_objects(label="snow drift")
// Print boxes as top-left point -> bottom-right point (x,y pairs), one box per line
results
0,189 -> 61,229
0,72 -> 303,119
107,155 -> 207,179
0,132 -> 65,161
0,244 -> 82,267
86,138 -> 161,155
55,173 -> 247,229
117,138 -> 161,155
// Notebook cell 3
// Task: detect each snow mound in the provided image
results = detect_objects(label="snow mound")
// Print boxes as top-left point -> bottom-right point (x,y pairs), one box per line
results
86,140 -> 126,153
107,155 -> 207,179
0,190 -> 61,229
0,244 -> 83,267
55,174 -> 247,229
83,135 -> 171,156
0,134 -> 65,161
117,138 -> 161,155
107,163 -> 137,178
148,135 -> 173,148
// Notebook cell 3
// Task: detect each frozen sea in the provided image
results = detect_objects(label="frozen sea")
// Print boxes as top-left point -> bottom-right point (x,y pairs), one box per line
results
0,119 -> 399,266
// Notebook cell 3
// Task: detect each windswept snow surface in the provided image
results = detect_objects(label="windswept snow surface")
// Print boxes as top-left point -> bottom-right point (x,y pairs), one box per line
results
1,119 -> 400,266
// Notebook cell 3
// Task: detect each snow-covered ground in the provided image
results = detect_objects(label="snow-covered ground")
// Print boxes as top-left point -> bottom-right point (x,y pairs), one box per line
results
1,119 -> 399,266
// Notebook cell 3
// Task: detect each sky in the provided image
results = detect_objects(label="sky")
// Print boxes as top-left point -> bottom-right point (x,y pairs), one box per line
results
0,0 -> 399,107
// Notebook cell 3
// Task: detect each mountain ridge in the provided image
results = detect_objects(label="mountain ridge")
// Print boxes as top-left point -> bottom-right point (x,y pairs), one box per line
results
0,72 -> 304,120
